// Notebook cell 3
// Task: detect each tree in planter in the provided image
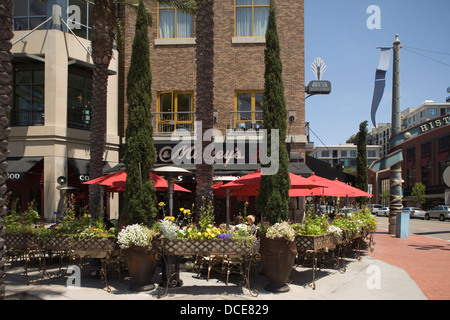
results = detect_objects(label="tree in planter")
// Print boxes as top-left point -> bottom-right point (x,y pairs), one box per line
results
411,182 -> 426,207
194,0 -> 215,221
124,0 -> 157,226
256,2 -> 290,224
356,120 -> 368,205
88,0 -> 195,215
0,0 -> 13,300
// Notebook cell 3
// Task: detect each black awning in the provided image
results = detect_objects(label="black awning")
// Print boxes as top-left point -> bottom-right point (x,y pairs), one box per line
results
7,157 -> 43,174
68,158 -> 90,175
289,162 -> 313,177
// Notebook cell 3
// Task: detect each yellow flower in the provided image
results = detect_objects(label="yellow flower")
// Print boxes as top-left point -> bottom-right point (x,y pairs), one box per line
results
158,202 -> 166,207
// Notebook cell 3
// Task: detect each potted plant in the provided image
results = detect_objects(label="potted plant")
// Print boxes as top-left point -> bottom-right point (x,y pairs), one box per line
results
117,224 -> 160,291
259,221 -> 297,293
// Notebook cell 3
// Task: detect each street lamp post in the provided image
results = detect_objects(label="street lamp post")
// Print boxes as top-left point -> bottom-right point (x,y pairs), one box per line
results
389,34 -> 405,236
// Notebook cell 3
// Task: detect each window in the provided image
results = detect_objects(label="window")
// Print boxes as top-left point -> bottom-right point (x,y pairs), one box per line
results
68,0 -> 94,40
158,4 -> 194,38
429,108 -> 437,116
157,91 -> 194,133
321,150 -> 329,158
67,71 -> 92,130
234,91 -> 263,130
13,0 -> 47,31
368,150 -> 377,158
235,0 -> 270,37
341,150 -> 347,157
350,150 -> 357,157
12,65 -> 45,126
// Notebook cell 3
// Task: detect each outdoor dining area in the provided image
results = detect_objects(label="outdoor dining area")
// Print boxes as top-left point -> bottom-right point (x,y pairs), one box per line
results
4,165 -> 377,296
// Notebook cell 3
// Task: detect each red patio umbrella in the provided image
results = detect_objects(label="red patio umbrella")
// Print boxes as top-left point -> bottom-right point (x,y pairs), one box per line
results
332,179 -> 372,197
216,169 -> 325,197
289,173 -> 372,197
83,170 -> 191,193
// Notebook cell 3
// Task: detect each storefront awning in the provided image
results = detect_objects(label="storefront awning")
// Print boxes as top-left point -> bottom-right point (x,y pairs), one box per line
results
7,157 -> 43,174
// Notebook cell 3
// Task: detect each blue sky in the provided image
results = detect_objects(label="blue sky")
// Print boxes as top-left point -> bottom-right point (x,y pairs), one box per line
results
304,0 -> 450,146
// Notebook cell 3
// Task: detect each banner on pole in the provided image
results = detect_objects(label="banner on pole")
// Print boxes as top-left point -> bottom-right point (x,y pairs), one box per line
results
370,48 -> 391,128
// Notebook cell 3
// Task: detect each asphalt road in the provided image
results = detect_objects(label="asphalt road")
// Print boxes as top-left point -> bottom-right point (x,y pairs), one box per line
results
375,215 -> 450,241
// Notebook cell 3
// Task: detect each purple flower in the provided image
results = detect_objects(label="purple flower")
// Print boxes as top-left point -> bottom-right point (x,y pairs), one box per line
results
218,233 -> 232,239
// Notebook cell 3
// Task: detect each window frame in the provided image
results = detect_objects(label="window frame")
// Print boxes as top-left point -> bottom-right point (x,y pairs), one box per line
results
67,68 -> 93,130
156,91 -> 194,133
12,64 -> 45,127
157,4 -> 194,39
234,90 -> 264,130
234,0 -> 270,37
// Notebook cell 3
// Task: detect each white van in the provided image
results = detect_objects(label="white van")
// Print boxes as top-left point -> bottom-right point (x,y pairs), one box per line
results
369,204 -> 382,215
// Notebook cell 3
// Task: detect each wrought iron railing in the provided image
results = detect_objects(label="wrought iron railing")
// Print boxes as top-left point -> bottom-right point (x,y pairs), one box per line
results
152,111 -> 196,134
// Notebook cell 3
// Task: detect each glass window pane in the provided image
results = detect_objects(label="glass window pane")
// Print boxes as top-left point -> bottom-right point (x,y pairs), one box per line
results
69,73 -> 84,90
15,71 -> 32,85
14,0 -> 28,16
177,12 -> 193,38
177,94 -> 191,112
33,70 -> 44,84
254,7 -> 269,36
30,0 -> 46,16
30,17 -> 47,29
15,86 -> 32,108
236,7 -> 252,36
236,0 -> 252,5
237,93 -> 251,120
159,9 -> 175,38
14,18 -> 28,30
160,92 -> 173,121
254,0 -> 270,5
32,85 -> 44,109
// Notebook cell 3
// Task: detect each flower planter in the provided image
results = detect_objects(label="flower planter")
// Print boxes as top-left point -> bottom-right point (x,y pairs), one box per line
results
5,234 -> 36,251
161,239 -> 254,256
259,235 -> 297,293
123,242 -> 161,292
295,233 -> 337,252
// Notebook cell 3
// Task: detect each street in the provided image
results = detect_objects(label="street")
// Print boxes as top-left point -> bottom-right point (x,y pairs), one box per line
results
375,215 -> 450,241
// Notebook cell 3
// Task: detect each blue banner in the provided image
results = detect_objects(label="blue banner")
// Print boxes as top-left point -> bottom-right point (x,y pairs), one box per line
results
370,48 -> 391,128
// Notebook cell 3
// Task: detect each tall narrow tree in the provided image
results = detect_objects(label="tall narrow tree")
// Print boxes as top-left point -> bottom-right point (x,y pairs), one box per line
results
0,0 -> 13,300
356,120 -> 368,203
124,0 -> 157,226
194,0 -> 214,220
88,0 -> 195,215
256,2 -> 290,224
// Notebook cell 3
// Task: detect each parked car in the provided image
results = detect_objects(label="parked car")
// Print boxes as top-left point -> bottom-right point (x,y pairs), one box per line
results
377,207 -> 390,217
402,207 -> 426,219
425,206 -> 450,221
369,204 -> 382,215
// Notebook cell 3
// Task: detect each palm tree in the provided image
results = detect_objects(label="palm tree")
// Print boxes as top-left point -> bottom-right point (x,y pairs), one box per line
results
194,0 -> 214,221
0,0 -> 13,300
88,0 -> 195,215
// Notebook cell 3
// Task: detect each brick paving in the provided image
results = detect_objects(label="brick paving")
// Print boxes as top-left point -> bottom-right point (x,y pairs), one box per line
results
368,230 -> 450,300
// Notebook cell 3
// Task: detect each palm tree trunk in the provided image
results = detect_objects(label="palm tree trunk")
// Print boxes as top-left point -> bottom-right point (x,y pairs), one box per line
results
194,0 -> 215,220
0,0 -> 13,300
88,0 -> 116,215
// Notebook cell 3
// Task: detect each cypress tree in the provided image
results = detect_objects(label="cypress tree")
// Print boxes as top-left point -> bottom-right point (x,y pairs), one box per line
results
256,2 -> 290,224
124,0 -> 157,225
356,120 -> 368,202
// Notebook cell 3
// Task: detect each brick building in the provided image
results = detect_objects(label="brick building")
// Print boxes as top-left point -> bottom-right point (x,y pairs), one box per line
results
118,0 -> 307,222
119,0 -> 306,164
369,113 -> 450,208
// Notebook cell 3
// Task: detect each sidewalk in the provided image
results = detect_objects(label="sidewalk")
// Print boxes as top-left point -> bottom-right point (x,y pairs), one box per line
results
4,229 -> 442,300
368,229 -> 450,300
